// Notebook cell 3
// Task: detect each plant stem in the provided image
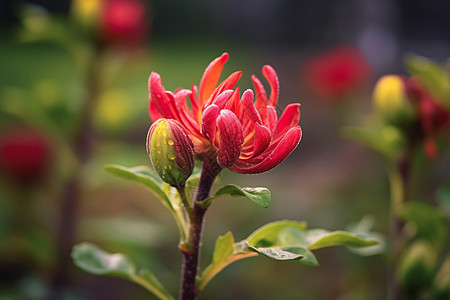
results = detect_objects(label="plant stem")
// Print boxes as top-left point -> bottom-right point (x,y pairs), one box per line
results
179,157 -> 221,300
51,46 -> 102,298
387,157 -> 410,300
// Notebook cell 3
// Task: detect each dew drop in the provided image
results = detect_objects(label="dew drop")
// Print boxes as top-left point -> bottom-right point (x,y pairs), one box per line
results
157,150 -> 161,154
156,141 -> 160,147
167,139 -> 174,145
168,153 -> 176,160
175,145 -> 181,152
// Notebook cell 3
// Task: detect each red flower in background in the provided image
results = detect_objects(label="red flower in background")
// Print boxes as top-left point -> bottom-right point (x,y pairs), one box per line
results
406,79 -> 450,159
304,46 -> 372,101
0,129 -> 51,184
100,0 -> 148,45
148,53 -> 302,174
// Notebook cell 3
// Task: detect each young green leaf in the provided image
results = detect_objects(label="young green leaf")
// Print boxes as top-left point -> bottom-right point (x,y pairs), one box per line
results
72,242 -> 174,300
401,201 -> 447,248
103,164 -> 187,240
245,221 -> 378,250
202,184 -> 270,208
248,245 -> 304,261
104,164 -> 172,210
246,220 -> 307,247
197,232 -> 257,292
304,229 -> 379,250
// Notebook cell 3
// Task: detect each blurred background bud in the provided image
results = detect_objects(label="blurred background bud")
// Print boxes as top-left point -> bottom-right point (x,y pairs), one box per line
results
303,46 -> 372,103
71,0 -> 102,31
372,75 -> 415,125
398,240 -> 438,295
147,119 -> 194,187
71,0 -> 150,46
0,127 -> 52,185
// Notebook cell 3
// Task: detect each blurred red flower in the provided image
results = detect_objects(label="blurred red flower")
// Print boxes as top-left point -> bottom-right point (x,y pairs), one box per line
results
406,79 -> 450,159
100,0 -> 149,45
304,46 -> 372,102
0,129 -> 51,184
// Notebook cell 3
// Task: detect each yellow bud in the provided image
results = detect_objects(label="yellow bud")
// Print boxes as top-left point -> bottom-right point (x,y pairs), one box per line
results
146,119 -> 194,187
373,75 -> 415,124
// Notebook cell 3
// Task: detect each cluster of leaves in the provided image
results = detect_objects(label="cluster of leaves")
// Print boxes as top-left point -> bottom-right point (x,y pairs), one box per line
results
73,165 -> 379,299
397,191 -> 450,298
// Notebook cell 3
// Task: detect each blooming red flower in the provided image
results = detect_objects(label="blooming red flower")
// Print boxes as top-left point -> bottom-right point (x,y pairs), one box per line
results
148,53 -> 302,174
304,46 -> 372,102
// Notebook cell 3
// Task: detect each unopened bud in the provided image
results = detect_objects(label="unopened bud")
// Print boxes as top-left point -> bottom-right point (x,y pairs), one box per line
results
398,240 -> 438,294
373,75 -> 415,124
146,119 -> 194,187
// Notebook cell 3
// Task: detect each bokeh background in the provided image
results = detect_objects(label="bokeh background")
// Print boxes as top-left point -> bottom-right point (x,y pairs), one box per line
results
0,0 -> 449,299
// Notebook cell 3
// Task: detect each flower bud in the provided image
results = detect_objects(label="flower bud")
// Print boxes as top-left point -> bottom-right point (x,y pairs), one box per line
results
146,119 -> 194,187
373,75 -> 415,124
398,240 -> 438,294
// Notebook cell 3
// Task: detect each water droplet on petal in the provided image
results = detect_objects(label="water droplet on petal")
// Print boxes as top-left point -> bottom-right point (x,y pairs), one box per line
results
168,153 -> 176,160
167,139 -> 174,145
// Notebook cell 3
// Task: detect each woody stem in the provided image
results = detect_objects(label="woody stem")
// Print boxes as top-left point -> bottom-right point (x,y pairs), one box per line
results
179,157 -> 221,300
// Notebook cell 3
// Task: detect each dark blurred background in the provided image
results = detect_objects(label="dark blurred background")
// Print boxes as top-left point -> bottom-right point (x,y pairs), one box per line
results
0,0 -> 449,299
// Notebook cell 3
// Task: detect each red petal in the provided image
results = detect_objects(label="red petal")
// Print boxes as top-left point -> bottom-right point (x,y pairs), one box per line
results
262,65 -> 280,107
230,126 -> 302,174
241,89 -> 262,124
174,89 -> 201,136
211,90 -> 234,109
266,106 -> 278,135
201,104 -> 220,144
148,72 -> 177,119
148,97 -> 163,121
250,123 -> 272,158
274,103 -> 301,141
252,75 -> 268,124
199,53 -> 229,105
205,71 -> 242,107
216,110 -> 244,168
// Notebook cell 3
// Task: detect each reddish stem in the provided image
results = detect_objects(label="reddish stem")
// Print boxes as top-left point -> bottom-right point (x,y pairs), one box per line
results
179,157 -> 221,300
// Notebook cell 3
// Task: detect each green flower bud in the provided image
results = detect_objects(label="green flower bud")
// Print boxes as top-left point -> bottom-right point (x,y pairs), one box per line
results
373,75 -> 415,124
146,119 -> 194,187
398,240 -> 438,294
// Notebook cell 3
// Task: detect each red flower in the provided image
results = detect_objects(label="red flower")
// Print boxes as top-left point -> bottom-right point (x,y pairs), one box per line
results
0,129 -> 51,184
406,79 -> 450,158
100,0 -> 148,45
304,46 -> 372,101
148,53 -> 302,174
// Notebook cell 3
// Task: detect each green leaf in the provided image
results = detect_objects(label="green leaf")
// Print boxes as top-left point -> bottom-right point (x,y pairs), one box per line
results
401,201 -> 447,248
342,119 -> 405,160
246,220 -> 307,247
437,183 -> 450,220
204,184 -> 270,208
280,247 -> 318,266
405,54 -> 450,108
72,242 -> 174,300
103,165 -> 188,240
246,221 -> 378,251
304,230 -> 379,250
248,245 -> 303,261
197,232 -> 236,291
104,164 -> 172,210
